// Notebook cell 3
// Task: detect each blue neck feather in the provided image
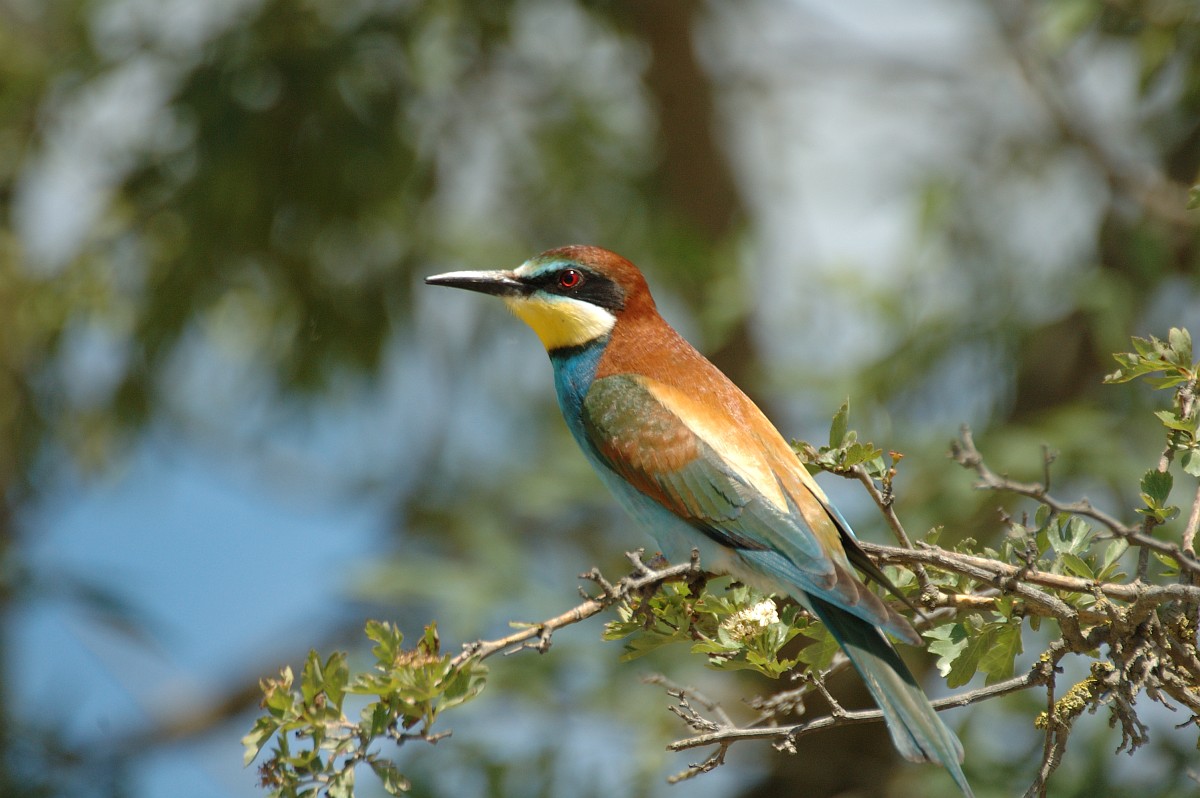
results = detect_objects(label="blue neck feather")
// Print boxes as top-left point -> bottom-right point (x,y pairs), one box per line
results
547,337 -> 608,442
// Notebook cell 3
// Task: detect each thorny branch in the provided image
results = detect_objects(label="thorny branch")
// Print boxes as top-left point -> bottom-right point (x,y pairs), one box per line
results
440,427 -> 1200,796
850,462 -> 936,599
666,649 -> 1064,755
951,426 -> 1200,576
629,428 -> 1200,794
451,549 -> 702,668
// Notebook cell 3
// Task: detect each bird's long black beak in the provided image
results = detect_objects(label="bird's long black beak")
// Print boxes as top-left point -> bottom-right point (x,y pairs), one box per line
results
425,269 -> 526,298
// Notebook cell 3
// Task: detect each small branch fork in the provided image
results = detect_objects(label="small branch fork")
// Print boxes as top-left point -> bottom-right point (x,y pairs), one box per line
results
665,651 -> 1062,755
951,426 -> 1200,577
851,462 -> 936,599
451,549 -> 701,668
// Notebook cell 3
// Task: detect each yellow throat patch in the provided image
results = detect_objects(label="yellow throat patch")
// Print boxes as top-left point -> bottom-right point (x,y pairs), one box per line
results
504,294 -> 616,351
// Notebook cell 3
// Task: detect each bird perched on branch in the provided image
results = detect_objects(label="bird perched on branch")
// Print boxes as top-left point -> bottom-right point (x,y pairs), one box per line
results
427,245 -> 972,796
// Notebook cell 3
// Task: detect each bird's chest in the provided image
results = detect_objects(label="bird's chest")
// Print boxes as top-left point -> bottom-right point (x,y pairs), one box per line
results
548,341 -> 607,442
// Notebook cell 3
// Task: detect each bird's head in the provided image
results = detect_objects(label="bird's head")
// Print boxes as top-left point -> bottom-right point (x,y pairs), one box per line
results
425,246 -> 655,352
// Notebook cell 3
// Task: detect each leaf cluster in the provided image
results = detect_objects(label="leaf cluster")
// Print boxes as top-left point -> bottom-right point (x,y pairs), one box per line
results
1107,329 -> 1200,479
601,579 -> 840,679
798,399 -> 888,480
1104,328 -> 1194,390
244,623 -> 487,797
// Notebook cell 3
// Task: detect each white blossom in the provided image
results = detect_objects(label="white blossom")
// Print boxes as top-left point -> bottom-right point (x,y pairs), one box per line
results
722,599 -> 780,641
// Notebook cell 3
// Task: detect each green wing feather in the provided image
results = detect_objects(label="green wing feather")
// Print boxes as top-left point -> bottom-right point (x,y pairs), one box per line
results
581,374 -> 839,584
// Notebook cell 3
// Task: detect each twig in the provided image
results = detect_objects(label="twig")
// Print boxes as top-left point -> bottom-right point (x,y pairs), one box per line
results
861,541 -> 1200,606
951,426 -> 1200,575
804,671 -> 848,717
642,675 -> 737,783
643,674 -> 735,728
1024,670 -> 1063,798
666,664 -> 1048,753
1183,483 -> 1200,559
850,463 -> 935,597
863,540 -> 1096,649
450,426 -> 1200,793
1135,428 -> 1184,580
451,550 -> 701,667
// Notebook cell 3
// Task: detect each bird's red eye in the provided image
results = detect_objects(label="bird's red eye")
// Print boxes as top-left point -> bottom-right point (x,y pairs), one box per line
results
558,269 -> 583,290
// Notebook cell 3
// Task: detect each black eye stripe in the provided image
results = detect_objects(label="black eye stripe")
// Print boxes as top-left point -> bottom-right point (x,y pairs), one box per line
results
522,266 -> 626,312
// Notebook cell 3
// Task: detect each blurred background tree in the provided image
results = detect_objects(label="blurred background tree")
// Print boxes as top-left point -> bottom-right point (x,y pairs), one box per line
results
1,0 -> 1198,796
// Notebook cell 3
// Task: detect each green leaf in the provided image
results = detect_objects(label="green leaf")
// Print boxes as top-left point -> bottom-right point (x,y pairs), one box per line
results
926,616 -> 1002,688
1154,504 -> 1181,523
1047,515 -> 1092,557
1104,331 -> 1196,386
262,667 -> 300,718
1152,550 -> 1181,577
1102,369 -> 1128,384
925,623 -> 968,680
842,441 -> 885,470
1145,374 -> 1189,390
1131,335 -> 1159,359
620,630 -> 685,661
1060,552 -> 1093,579
1102,538 -> 1128,568
1097,538 -> 1129,581
883,564 -> 914,589
993,595 -> 1018,620
1182,450 -> 1200,478
829,399 -> 849,448
326,765 -> 355,798
323,652 -> 349,711
601,618 -> 643,641
418,623 -> 441,656
978,621 -> 1023,685
945,620 -> 996,688
797,624 -> 840,672
1188,184 -> 1200,211
365,619 -> 404,663
439,659 -> 488,710
300,650 -> 327,706
242,716 -> 278,766
361,701 -> 390,737
1065,516 -> 1092,551
370,758 -> 412,795
1155,409 -> 1197,434
1140,469 -> 1173,507
1168,327 -> 1192,363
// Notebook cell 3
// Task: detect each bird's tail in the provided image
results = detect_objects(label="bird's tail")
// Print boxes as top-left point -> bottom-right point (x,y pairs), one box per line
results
808,596 -> 974,798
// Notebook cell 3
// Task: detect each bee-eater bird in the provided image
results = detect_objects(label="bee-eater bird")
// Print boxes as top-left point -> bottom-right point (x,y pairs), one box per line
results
427,245 -> 972,796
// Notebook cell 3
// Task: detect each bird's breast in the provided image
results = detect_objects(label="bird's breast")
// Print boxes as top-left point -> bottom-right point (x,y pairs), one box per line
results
547,339 -> 608,442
